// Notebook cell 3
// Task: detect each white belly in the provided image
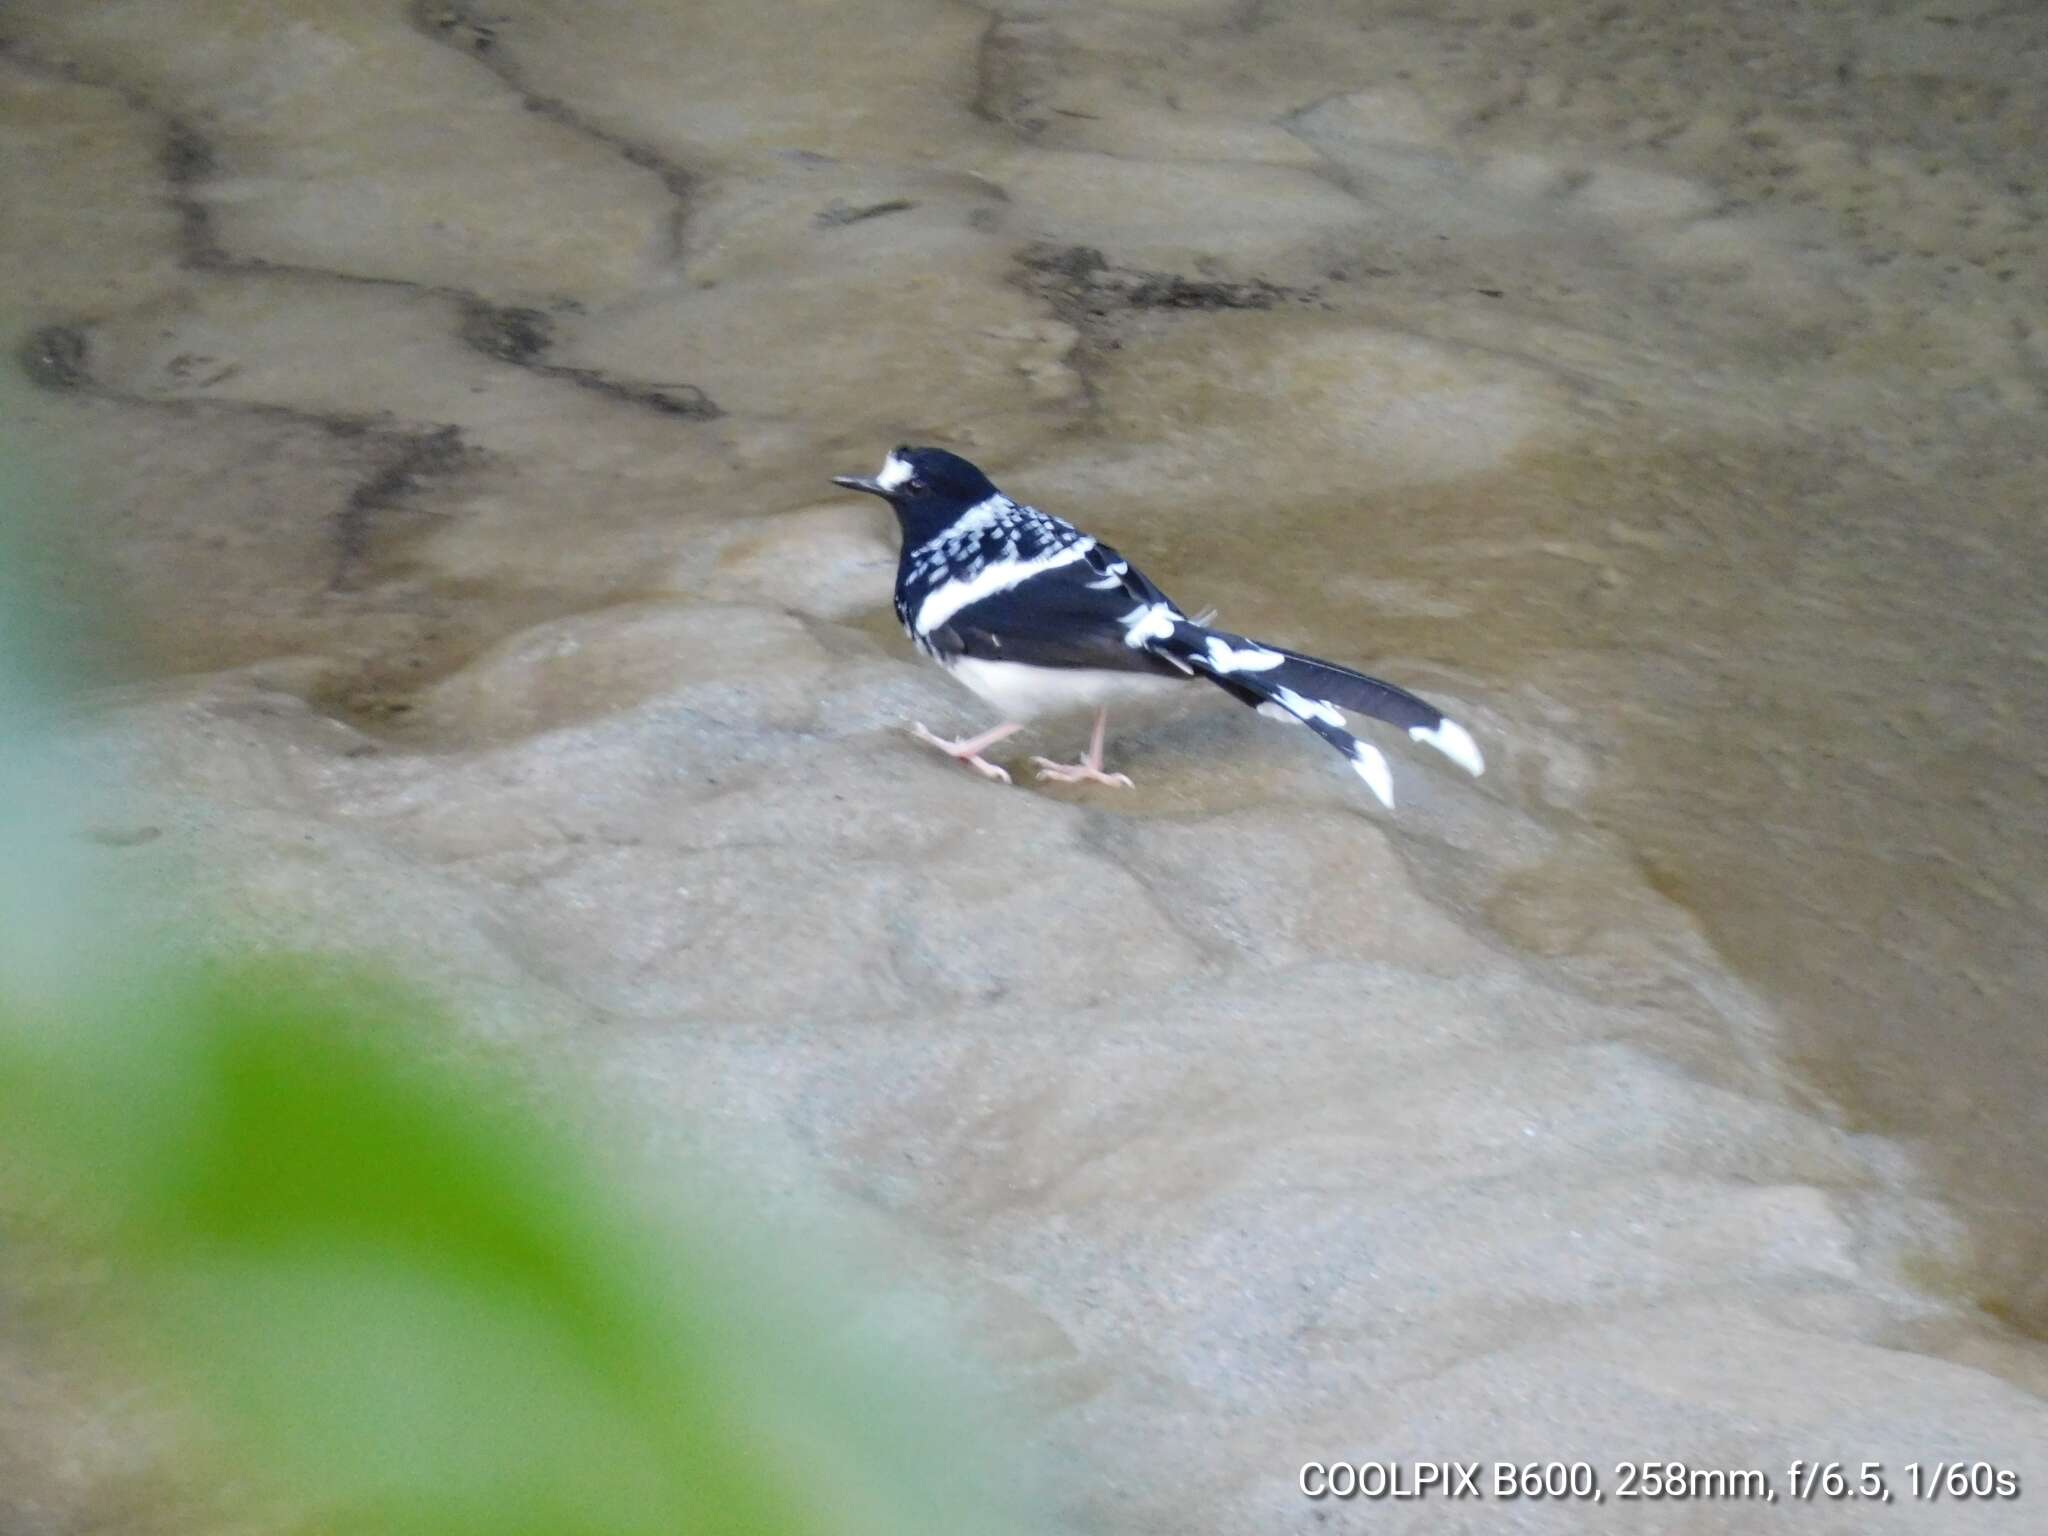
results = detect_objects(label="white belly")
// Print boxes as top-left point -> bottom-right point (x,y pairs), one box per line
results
943,656 -> 1187,721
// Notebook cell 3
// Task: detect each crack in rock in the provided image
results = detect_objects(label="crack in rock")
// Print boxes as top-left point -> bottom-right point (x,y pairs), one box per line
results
13,305 -> 475,594
0,39 -> 423,295
967,12 -> 1016,130
410,1 -> 699,262
161,115 -> 226,267
140,109 -> 720,424
1018,244 -> 1322,319
815,198 -> 917,228
333,424 -> 473,590
459,301 -> 555,366
457,300 -> 722,420
7,52 -> 725,428
1004,245 -> 1319,415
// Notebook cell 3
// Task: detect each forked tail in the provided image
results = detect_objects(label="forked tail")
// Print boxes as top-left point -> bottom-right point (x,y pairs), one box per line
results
1153,621 -> 1484,809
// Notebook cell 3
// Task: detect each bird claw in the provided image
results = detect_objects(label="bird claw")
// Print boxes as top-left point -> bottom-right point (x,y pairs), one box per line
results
909,722 -> 1014,784
1031,756 -> 1133,789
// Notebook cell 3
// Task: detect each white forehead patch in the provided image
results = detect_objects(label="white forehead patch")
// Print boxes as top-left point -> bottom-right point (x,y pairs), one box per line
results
876,452 -> 916,491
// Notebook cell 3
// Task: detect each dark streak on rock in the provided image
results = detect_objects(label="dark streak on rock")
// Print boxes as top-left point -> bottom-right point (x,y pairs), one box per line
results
1011,246 -> 1321,417
20,324 -> 91,390
815,199 -> 917,228
967,14 -> 1010,128
551,366 -> 721,420
1119,271 -> 1310,310
0,40 -> 224,273
334,424 -> 472,590
459,301 -> 554,365
1018,244 -> 1320,317
161,115 -> 216,182
31,329 -> 478,589
0,40 -> 278,280
972,18 -> 1123,144
409,1 -> 698,263
6,35 -> 719,425
161,116 -> 228,266
457,299 -> 722,420
12,295 -> 473,593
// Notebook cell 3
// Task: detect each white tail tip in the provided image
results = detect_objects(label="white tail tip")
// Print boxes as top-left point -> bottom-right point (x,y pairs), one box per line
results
1409,718 -> 1485,778
1351,742 -> 1395,809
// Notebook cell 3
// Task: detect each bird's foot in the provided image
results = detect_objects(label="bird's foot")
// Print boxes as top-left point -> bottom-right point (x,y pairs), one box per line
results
1030,708 -> 1132,788
1031,756 -> 1133,789
909,720 -> 1021,784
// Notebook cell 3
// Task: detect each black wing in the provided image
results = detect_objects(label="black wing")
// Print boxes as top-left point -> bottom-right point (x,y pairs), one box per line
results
925,539 -> 1193,677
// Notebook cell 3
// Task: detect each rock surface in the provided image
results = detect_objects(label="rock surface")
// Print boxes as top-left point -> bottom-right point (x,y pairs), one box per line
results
4,1 -> 2045,1531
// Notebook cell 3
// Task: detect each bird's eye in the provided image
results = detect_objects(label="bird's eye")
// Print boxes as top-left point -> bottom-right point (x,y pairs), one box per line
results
905,477 -> 927,494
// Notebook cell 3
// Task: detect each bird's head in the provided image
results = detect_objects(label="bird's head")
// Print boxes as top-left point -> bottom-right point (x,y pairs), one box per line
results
833,445 -> 998,534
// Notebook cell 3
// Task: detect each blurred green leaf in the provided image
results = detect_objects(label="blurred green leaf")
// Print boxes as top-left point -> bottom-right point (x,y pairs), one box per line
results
2,964 -> 1012,1536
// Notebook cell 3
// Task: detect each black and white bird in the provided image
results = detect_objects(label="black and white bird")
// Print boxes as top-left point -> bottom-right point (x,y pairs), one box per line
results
832,445 -> 1484,808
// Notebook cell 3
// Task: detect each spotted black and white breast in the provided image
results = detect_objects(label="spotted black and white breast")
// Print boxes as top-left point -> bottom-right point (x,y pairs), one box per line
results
894,495 -> 1092,649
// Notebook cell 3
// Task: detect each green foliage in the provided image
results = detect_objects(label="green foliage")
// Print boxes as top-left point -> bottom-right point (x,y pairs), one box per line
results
4,963 -> 1002,1536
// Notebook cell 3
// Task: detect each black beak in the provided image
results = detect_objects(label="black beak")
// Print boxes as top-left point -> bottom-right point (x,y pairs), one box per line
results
832,474 -> 890,498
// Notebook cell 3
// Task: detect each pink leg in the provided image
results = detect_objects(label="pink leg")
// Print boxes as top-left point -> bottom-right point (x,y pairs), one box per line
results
909,719 -> 1024,783
1032,708 -> 1134,789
